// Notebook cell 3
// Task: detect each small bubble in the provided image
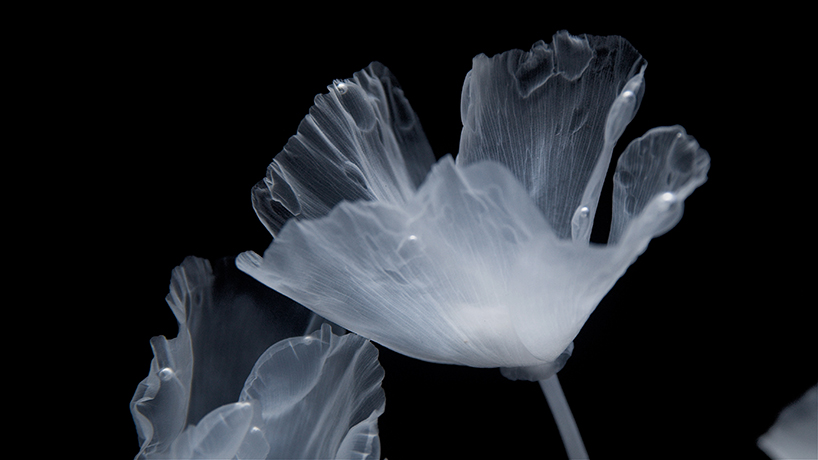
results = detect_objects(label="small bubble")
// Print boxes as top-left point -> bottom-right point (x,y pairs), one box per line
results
622,90 -> 634,99
334,81 -> 348,94
658,192 -> 677,211
159,367 -> 174,381
398,234 -> 422,260
579,206 -> 589,218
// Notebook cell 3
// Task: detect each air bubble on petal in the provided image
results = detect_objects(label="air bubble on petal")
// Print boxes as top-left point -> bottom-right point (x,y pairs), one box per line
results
158,367 -> 174,381
658,192 -> 677,211
570,205 -> 592,242
397,234 -> 422,260
333,81 -> 348,94
579,206 -> 589,218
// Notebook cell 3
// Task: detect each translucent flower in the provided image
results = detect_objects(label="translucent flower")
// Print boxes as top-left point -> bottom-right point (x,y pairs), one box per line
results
238,31 -> 710,380
757,384 -> 818,459
131,256 -> 385,459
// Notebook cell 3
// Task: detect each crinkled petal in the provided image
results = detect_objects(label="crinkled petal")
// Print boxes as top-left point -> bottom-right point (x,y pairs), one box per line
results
131,260 -> 200,458
239,324 -> 386,460
162,402 -> 257,460
239,156 -> 639,367
131,256 -> 318,458
609,125 -> 710,246
153,324 -> 385,460
252,62 -> 436,236
457,30 -> 646,242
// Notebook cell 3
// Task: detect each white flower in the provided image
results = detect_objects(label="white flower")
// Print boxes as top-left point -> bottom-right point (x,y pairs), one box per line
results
238,31 -> 709,380
131,256 -> 385,459
757,385 -> 818,460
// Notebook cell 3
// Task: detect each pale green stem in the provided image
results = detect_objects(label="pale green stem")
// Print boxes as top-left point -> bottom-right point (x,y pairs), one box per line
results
539,375 -> 588,459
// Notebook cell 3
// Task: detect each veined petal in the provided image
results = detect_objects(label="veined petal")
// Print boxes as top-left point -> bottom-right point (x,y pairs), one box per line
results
252,62 -> 436,237
131,259 -> 200,457
239,324 -> 386,460
457,30 -> 646,242
131,256 -> 318,459
163,402 -> 257,460
239,156 -> 628,367
609,126 -> 710,246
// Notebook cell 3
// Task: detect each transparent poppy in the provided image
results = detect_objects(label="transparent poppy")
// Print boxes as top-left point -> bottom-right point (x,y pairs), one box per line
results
237,31 -> 709,457
238,31 -> 710,379
131,256 -> 385,459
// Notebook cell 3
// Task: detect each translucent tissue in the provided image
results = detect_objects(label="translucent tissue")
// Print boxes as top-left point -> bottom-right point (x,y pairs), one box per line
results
757,385 -> 818,459
131,256 -> 385,459
250,62 -> 436,237
238,31 -> 710,380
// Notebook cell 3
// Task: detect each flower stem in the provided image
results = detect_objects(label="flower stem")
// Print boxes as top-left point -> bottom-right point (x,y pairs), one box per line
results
539,375 -> 588,459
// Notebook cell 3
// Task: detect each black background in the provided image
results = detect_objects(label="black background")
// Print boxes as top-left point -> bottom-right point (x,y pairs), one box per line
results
53,9 -> 813,459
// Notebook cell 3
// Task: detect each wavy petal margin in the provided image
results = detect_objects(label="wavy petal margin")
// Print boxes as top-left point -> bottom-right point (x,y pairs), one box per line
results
131,258 -> 384,459
240,32 -> 708,377
252,62 -> 436,237
457,30 -> 647,242
240,127 -> 708,369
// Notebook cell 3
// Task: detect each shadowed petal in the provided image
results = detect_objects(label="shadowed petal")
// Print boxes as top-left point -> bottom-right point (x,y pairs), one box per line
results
609,125 -> 710,246
252,62 -> 436,237
240,324 -> 385,460
132,256 -> 319,458
240,156 -> 623,367
457,31 -> 646,242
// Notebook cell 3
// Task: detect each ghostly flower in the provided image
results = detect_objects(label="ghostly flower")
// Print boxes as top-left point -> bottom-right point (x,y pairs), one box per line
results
757,385 -> 818,460
238,31 -> 710,379
131,256 -> 385,459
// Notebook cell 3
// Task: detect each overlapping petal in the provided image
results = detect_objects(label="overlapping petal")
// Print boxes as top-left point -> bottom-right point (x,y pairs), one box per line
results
131,257 -> 385,459
239,31 -> 709,376
252,62 -> 436,237
457,31 -> 647,242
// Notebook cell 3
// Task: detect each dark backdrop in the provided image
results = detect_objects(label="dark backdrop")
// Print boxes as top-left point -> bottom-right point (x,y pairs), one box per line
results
98,11 -> 814,459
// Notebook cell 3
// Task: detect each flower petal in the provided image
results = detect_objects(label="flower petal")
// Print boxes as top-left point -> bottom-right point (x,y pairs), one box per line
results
609,126 -> 710,246
758,385 -> 818,460
131,256 -> 317,458
456,31 -> 646,242
252,62 -> 436,237
239,156 -> 619,367
239,324 -> 386,460
165,402 -> 257,459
